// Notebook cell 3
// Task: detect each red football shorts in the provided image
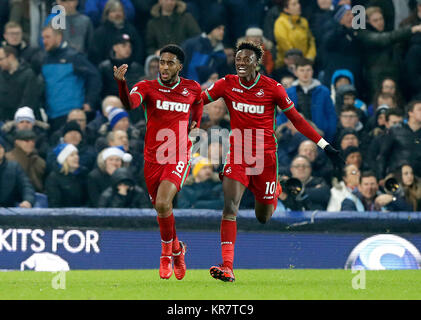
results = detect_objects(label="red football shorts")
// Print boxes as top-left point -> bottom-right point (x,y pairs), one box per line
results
222,152 -> 279,205
144,159 -> 191,205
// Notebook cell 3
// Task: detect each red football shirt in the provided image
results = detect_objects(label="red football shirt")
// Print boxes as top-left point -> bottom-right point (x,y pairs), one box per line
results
201,73 -> 295,162
121,77 -> 203,164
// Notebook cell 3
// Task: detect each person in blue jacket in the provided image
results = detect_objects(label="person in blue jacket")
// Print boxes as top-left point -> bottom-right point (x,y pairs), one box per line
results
277,57 -> 337,143
40,25 -> 101,132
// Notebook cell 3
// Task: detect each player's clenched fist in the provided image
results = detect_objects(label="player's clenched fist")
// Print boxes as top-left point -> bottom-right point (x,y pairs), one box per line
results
113,64 -> 128,81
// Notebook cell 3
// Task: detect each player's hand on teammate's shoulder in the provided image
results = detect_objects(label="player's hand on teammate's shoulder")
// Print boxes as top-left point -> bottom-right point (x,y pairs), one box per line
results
113,64 -> 128,81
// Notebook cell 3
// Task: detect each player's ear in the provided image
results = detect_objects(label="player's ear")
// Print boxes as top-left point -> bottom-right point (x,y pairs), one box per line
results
178,63 -> 183,73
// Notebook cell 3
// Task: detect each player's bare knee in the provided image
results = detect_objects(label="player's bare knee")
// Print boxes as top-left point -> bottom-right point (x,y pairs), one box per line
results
155,199 -> 172,216
256,213 -> 270,224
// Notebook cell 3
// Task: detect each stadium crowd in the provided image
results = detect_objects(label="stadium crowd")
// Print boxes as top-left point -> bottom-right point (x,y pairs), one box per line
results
0,0 -> 420,212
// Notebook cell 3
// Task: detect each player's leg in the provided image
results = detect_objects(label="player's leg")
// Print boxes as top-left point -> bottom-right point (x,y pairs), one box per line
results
154,180 -> 179,279
210,176 -> 246,282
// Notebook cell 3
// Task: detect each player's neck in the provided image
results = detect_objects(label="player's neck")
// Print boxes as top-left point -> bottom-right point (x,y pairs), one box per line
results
158,75 -> 180,88
239,72 -> 258,84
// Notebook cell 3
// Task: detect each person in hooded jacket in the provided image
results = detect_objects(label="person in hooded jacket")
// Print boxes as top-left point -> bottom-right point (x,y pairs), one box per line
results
98,167 -> 150,208
404,33 -> 421,100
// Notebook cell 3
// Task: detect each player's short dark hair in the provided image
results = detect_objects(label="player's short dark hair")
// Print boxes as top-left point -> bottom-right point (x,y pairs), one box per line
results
295,57 -> 313,69
360,171 -> 377,184
235,41 -> 264,64
0,45 -> 17,58
159,44 -> 185,64
385,108 -> 403,122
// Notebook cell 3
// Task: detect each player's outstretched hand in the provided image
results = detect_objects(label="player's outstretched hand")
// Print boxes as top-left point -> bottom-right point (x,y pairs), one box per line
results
113,64 -> 128,81
189,121 -> 197,133
324,144 -> 345,170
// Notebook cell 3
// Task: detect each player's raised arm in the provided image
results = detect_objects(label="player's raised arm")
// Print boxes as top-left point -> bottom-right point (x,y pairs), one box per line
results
200,78 -> 226,105
113,64 -> 142,111
190,93 -> 204,132
275,84 -> 344,168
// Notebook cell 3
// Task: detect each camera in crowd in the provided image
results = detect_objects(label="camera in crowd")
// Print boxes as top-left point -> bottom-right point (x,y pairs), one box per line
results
384,177 -> 403,196
279,177 -> 304,198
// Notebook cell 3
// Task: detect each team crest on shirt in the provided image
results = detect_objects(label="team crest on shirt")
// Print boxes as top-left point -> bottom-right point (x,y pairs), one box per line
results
130,86 -> 138,94
181,88 -> 190,96
255,89 -> 264,97
286,97 -> 292,104
225,167 -> 232,175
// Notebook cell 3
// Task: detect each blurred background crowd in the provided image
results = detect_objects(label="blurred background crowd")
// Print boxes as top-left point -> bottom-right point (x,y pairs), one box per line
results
0,0 -> 420,212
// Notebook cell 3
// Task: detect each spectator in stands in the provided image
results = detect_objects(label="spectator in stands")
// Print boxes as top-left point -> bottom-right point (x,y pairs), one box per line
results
330,69 -> 367,116
177,156 -> 224,209
181,17 -> 226,82
367,109 -> 403,170
49,109 -> 97,147
335,105 -> 368,153
87,95 -> 123,135
1,107 -> 50,159
336,128 -> 360,152
8,0 -> 48,47
0,45 -> 42,121
320,4 -> 362,94
5,130 -> 46,193
139,55 -> 160,81
217,47 -> 236,78
297,140 -> 333,184
340,171 -> 412,211
377,100 -> 421,180
237,27 -> 275,76
274,0 -> 316,69
342,146 -> 369,172
197,66 -> 219,90
45,143 -> 88,207
308,0 -> 334,53
263,0 -> 282,45
201,100 -> 230,131
400,1 -> 421,29
327,164 -> 360,211
46,120 -> 97,174
272,48 -> 302,83
368,0 -> 412,31
99,33 -> 144,98
98,167 -> 150,208
41,25 -> 101,132
84,0 -> 135,27
279,155 -> 330,211
277,57 -> 337,143
0,136 -> 35,208
87,146 -> 132,207
44,0 -> 93,54
356,6 -> 421,101
1,21 -> 43,74
392,162 -> 421,211
88,0 -> 144,66
146,0 -> 201,56
405,33 -> 421,100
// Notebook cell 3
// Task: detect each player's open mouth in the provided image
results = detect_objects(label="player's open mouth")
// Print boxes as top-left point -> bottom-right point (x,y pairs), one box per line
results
237,67 -> 247,74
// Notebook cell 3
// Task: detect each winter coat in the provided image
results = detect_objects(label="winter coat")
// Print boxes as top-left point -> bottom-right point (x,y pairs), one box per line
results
87,167 -> 112,207
181,34 -> 226,82
146,0 -> 201,55
327,181 -> 354,212
177,179 -> 224,209
88,20 -> 144,66
97,167 -> 150,208
6,145 -> 46,193
274,12 -> 316,68
405,33 -> 421,99
45,168 -> 88,207
41,41 -> 102,119
355,24 -> 412,99
320,20 -> 362,91
0,61 -> 42,121
0,158 -> 35,207
1,120 -> 50,159
0,39 -> 44,74
277,79 -> 337,143
376,122 -> 421,179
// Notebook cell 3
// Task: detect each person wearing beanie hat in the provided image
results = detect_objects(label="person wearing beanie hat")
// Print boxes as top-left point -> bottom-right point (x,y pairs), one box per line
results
87,146 -> 132,207
107,106 -> 130,131
192,157 -> 212,181
45,143 -> 88,207
337,128 -> 359,151
14,107 -> 35,124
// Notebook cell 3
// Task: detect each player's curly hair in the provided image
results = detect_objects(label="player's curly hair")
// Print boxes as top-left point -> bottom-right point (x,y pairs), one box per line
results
235,41 -> 264,64
160,44 -> 185,64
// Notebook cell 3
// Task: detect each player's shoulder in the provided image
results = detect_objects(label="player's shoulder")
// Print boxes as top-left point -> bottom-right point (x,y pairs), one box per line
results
259,73 -> 281,88
133,79 -> 156,88
180,77 -> 201,92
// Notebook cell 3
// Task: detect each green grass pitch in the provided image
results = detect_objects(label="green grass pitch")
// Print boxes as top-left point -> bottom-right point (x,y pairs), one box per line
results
1,269 -> 420,300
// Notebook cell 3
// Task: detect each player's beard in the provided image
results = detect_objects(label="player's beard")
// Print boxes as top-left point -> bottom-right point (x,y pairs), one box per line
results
160,72 -> 178,85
